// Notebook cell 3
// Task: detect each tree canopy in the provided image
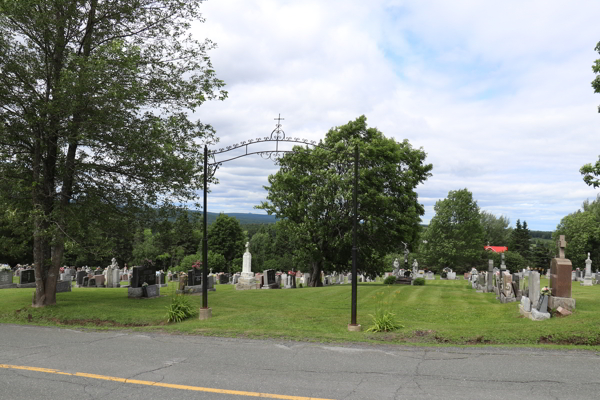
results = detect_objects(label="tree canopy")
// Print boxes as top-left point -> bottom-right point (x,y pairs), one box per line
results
509,219 -> 532,261
554,196 -> 600,269
258,116 -> 432,285
0,0 -> 225,306
580,41 -> 600,187
480,210 -> 511,246
421,188 -> 484,272
207,213 -> 246,273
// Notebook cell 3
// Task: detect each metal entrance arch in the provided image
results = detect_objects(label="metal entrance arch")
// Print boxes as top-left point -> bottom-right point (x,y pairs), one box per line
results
199,116 -> 360,330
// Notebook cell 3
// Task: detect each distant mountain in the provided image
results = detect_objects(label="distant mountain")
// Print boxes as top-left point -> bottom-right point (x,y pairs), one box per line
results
188,210 -> 277,225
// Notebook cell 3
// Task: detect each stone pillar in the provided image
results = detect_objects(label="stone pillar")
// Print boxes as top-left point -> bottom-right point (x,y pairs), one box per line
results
582,253 -> 593,286
529,271 -> 540,309
487,260 -> 493,292
105,266 -> 114,288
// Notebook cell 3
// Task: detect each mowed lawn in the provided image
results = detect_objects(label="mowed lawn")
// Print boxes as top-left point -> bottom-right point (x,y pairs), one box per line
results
1,277 -> 600,348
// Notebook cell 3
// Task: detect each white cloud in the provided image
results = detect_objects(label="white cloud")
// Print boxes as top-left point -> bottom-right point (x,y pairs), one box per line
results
190,0 -> 600,232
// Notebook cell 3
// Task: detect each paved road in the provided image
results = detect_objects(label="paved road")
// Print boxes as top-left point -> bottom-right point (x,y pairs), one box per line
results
0,324 -> 599,399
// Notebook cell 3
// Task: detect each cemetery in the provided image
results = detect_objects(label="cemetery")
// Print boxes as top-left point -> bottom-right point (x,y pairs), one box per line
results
1,250 -> 600,347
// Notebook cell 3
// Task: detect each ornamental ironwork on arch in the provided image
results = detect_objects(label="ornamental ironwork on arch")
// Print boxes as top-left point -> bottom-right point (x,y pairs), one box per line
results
207,114 -> 319,172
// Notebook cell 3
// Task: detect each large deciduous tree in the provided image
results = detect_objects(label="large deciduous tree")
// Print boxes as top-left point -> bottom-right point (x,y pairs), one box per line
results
258,116 -> 432,286
580,41 -> 600,186
0,0 -> 226,306
421,188 -> 484,272
554,196 -> 600,269
480,210 -> 511,246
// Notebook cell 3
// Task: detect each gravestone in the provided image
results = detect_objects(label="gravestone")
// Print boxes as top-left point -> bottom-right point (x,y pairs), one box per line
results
236,242 -> 257,290
487,260 -> 493,292
529,271 -> 541,309
0,269 -> 13,287
537,294 -> 549,313
20,269 -> 35,284
262,269 -> 279,289
158,271 -> 166,286
512,274 -> 521,300
550,235 -> 573,299
19,269 -> 36,288
581,253 -> 593,286
94,274 -> 105,287
56,280 -> 71,293
145,284 -> 159,298
219,274 -> 229,284
303,272 -> 311,286
131,266 -> 157,288
187,269 -> 203,286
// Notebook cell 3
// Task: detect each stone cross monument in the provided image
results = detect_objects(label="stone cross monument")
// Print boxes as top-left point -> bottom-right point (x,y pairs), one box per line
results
557,236 -> 566,258
550,235 -> 575,310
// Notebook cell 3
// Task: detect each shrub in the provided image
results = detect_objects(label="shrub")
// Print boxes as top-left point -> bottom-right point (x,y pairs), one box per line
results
366,309 -> 404,332
413,278 -> 425,286
383,275 -> 397,285
298,283 -> 303,288
165,295 -> 195,323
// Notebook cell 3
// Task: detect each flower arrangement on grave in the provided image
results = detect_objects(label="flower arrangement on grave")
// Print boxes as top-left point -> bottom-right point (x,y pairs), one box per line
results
0,265 -> 11,272
541,286 -> 551,295
288,270 -> 296,276
142,282 -> 149,287
192,261 -> 202,269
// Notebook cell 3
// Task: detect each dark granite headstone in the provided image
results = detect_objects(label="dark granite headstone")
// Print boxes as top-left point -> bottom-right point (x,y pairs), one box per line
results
188,269 -> 202,286
76,271 -> 87,286
219,274 -> 229,284
159,272 -> 166,285
265,270 -> 276,285
20,269 -> 35,285
537,294 -> 549,313
131,266 -> 157,288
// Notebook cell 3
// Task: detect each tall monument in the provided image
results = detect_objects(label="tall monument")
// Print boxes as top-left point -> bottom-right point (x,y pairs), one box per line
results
581,252 -> 593,287
236,242 -> 257,290
549,235 -> 576,310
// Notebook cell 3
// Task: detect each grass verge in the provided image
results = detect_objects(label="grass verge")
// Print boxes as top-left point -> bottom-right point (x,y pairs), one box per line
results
1,278 -> 599,349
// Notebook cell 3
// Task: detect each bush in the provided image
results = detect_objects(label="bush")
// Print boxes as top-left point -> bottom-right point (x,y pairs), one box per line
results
165,295 -> 195,323
298,283 -> 303,288
413,278 -> 425,286
366,309 -> 404,332
383,275 -> 397,285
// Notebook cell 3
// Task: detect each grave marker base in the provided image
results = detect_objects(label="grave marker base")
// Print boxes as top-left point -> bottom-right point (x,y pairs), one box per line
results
548,296 -> 576,311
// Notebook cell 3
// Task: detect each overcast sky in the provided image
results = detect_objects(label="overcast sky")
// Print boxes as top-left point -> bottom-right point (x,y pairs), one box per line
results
191,0 -> 600,232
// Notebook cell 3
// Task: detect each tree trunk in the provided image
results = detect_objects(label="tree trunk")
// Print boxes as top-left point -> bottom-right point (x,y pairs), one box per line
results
310,260 -> 323,287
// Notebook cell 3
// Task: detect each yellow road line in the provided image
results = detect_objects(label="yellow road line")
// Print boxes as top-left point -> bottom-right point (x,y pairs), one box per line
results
0,364 -> 335,400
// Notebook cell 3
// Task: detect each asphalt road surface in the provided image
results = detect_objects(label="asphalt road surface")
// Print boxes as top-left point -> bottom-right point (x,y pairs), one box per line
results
0,324 -> 599,399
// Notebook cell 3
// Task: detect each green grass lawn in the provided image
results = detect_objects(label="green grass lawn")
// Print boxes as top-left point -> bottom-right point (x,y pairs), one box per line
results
1,277 -> 599,349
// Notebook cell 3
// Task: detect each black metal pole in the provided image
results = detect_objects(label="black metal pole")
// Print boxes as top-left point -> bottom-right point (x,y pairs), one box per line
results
202,145 -> 208,309
351,144 -> 358,326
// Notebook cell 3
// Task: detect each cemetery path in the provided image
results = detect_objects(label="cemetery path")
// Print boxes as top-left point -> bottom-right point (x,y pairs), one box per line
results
0,324 -> 599,399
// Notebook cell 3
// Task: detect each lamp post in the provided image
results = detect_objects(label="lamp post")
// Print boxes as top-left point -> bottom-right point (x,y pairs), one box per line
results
199,145 -> 211,320
348,144 -> 361,331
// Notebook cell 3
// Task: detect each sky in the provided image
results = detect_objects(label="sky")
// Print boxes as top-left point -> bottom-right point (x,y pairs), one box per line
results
191,0 -> 600,232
